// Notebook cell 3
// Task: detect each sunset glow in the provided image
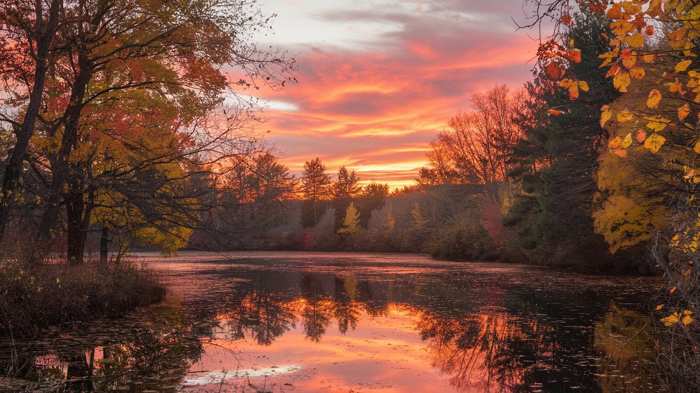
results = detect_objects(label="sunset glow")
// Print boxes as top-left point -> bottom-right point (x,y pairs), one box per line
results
249,0 -> 538,188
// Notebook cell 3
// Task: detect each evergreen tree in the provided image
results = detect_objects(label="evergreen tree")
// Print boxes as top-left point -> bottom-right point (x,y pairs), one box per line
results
301,158 -> 331,227
505,13 -> 621,267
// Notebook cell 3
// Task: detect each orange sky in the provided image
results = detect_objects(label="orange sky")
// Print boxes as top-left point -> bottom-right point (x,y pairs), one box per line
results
242,1 -> 539,189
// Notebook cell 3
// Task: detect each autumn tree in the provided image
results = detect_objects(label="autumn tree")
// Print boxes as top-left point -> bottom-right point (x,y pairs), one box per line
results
523,1 -> 699,387
0,0 -> 63,238
301,157 -> 331,227
420,85 -> 525,194
0,0 -> 293,263
337,202 -> 361,238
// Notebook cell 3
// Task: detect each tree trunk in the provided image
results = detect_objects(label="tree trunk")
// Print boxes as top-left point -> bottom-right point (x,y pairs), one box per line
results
65,189 -> 85,265
36,54 -> 92,251
0,0 -> 62,240
100,226 -> 109,264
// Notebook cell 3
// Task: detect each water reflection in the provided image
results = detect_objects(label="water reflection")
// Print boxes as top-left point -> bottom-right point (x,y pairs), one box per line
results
0,254 -> 661,392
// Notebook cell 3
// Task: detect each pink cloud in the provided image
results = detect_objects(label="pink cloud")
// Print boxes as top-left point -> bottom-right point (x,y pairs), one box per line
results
240,1 -> 537,188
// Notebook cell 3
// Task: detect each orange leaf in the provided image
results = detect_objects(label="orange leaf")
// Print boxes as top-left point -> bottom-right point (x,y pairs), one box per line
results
545,62 -> 565,81
613,148 -> 628,158
678,103 -> 690,121
635,129 -> 647,143
675,60 -> 692,73
568,49 -> 582,64
621,50 -> 636,69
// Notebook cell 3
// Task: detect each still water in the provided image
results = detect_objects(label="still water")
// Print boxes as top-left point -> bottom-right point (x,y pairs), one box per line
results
1,252 -> 662,392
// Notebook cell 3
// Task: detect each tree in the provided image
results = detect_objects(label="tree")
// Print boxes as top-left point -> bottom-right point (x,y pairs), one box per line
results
337,202 -> 361,237
419,86 -> 524,193
357,183 -> 388,227
301,158 -> 331,226
505,13 -> 620,267
332,167 -> 361,199
0,0 -> 293,263
331,166 -> 360,231
0,0 -> 63,238
525,0 -> 700,385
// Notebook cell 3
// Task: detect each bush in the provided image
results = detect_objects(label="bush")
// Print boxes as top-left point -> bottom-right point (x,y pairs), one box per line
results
427,217 -> 499,261
0,261 -> 164,337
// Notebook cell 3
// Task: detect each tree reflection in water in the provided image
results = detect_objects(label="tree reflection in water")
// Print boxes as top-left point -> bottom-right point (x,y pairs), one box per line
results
0,262 -> 658,392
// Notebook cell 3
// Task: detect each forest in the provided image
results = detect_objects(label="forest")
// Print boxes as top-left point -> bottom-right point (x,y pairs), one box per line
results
0,0 -> 698,392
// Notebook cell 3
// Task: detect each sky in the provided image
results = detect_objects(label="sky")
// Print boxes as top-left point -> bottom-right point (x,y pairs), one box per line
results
249,0 -> 539,189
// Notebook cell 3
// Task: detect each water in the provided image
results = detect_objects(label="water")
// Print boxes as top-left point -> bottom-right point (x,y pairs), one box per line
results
0,252 -> 663,392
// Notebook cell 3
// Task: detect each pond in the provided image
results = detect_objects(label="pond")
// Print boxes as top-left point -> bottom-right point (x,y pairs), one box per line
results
1,252 -> 663,392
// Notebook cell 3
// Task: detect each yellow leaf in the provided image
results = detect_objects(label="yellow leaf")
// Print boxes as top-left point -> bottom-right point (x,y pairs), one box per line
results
675,59 -> 692,72
617,109 -> 633,123
578,80 -> 589,92
694,140 -> 700,154
613,71 -> 631,92
678,103 -> 690,121
559,79 -> 574,88
661,312 -> 680,327
642,54 -> 655,63
682,310 -> 694,326
647,89 -> 661,108
646,116 -> 670,132
644,133 -> 666,153
625,33 -> 644,49
600,105 -> 612,128
622,133 -> 633,148
630,66 -> 645,79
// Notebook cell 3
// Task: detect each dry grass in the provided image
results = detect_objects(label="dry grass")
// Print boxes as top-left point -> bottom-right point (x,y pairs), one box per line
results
0,260 -> 165,338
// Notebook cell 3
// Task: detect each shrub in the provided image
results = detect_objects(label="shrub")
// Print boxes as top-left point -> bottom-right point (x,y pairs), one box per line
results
0,261 -> 164,337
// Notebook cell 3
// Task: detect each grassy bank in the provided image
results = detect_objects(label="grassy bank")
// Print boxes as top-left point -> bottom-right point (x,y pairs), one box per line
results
0,261 -> 164,337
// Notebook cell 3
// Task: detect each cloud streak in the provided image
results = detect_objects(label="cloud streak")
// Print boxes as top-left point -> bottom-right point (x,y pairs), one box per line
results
247,0 -> 537,188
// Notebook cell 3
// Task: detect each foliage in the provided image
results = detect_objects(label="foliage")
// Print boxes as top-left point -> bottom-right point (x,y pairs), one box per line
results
426,211 -> 498,261
301,158 -> 331,227
337,202 -> 361,237
0,260 -> 164,337
419,85 -> 524,186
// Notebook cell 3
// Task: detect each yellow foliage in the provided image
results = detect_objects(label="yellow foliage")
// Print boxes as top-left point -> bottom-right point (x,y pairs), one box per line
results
617,109 -> 634,123
646,89 -> 661,109
594,153 -> 668,253
675,59 -> 692,73
613,71 -> 631,92
643,133 -> 666,153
